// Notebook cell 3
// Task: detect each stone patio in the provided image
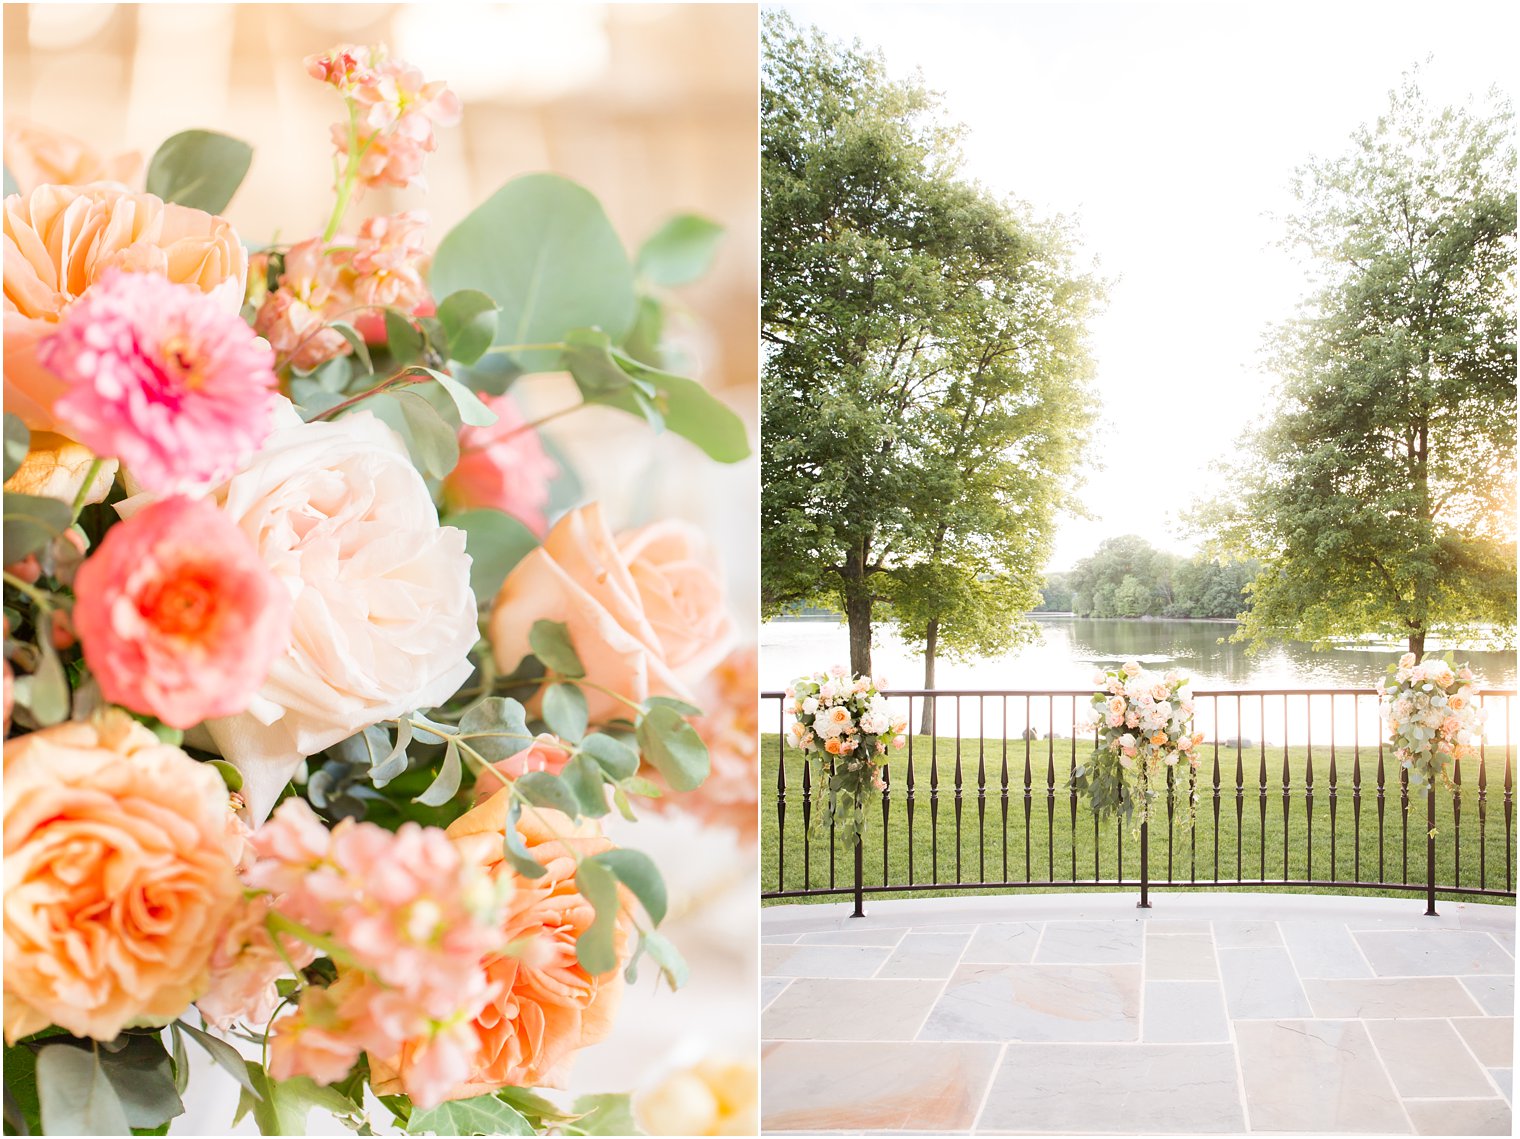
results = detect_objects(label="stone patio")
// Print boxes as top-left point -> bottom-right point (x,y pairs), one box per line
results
761,893 -> 1516,1135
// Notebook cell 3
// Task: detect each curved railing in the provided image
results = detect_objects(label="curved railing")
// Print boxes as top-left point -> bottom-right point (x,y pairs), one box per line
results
760,688 -> 1517,916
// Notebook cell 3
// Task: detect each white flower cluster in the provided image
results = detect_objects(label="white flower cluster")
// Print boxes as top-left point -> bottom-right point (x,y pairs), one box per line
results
1078,661 -> 1203,772
784,665 -> 908,771
1378,653 -> 1487,786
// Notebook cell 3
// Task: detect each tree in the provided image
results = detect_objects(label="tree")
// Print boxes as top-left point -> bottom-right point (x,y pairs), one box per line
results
761,12 -> 1099,679
1114,574 -> 1152,618
1198,76 -> 1516,655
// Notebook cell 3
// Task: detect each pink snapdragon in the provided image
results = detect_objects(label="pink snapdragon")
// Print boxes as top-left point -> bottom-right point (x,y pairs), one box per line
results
248,800 -> 510,1107
443,393 -> 558,534
348,211 -> 430,310
37,269 -> 277,493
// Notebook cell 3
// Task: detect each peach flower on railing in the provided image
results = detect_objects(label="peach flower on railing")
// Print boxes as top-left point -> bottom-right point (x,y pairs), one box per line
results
3,184 -> 246,430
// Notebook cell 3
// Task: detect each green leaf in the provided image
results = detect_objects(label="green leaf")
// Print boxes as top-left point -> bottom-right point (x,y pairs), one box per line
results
645,695 -> 703,717
572,859 -> 622,976
27,635 -> 70,727
3,491 -> 71,561
93,1034 -> 183,1131
385,310 -> 423,366
448,509 -> 540,606
413,368 -> 497,427
168,1025 -> 189,1098
369,717 -> 413,786
2,165 -> 17,198
415,738 -> 462,806
500,798 -> 548,879
529,619 -> 584,678
636,214 -> 724,287
329,321 -> 374,374
592,848 -> 666,925
496,1088 -> 573,1124
514,770 -> 581,817
639,929 -> 690,990
238,1061 -> 358,1137
429,173 -> 636,373
563,327 -> 631,398
458,697 -> 531,762
36,1044 -> 130,1136
543,682 -> 589,742
559,752 -> 609,818
178,1022 -> 257,1095
387,389 -> 460,479
636,705 -> 710,792
407,1093 -> 533,1136
566,1093 -> 640,1137
144,130 -> 253,214
3,414 -> 28,481
208,759 -> 243,793
580,733 -> 640,780
598,352 -> 750,462
435,290 -> 500,367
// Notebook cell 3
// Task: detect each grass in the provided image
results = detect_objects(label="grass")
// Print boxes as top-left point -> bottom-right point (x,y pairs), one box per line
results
761,733 -> 1517,907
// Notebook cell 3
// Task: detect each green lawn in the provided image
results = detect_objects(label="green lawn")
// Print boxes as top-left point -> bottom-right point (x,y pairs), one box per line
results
761,734 -> 1517,907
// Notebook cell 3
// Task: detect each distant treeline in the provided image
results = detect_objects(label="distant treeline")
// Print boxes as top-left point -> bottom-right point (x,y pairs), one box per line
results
1036,536 -> 1257,619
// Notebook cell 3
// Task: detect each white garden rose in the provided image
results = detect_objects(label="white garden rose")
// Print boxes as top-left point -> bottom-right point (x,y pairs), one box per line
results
204,400 -> 477,821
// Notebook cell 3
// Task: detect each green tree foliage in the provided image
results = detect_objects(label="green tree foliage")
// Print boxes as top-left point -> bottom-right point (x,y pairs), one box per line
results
1061,535 -> 1256,620
1197,76 -> 1517,655
761,12 -> 1099,679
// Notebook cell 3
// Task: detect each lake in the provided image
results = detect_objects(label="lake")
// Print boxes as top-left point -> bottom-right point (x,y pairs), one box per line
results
760,615 -> 1517,747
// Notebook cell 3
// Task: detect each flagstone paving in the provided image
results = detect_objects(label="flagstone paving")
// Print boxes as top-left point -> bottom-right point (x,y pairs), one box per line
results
761,893 -> 1515,1135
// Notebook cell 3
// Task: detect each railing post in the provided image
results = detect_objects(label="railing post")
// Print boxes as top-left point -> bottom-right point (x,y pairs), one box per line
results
851,837 -> 865,918
1137,819 -> 1151,908
1425,785 -> 1438,917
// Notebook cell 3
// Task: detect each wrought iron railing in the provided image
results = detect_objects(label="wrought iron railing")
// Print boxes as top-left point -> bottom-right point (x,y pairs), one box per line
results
761,688 -> 1517,916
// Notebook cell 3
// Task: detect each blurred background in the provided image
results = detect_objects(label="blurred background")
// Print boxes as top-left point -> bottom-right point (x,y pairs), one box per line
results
3,4 -> 759,1133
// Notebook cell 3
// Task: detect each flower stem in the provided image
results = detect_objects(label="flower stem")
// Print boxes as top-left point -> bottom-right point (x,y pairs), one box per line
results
483,342 -> 568,356
321,102 -> 363,244
309,373 -> 429,422
69,458 -> 104,522
265,911 -> 353,967
2,571 -> 56,612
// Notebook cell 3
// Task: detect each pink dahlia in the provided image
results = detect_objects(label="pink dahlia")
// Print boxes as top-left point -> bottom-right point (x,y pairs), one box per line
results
71,496 -> 292,729
442,393 -> 558,534
38,269 -> 278,493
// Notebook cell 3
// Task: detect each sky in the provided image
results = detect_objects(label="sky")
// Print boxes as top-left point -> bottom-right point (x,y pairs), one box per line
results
774,0 -> 1518,570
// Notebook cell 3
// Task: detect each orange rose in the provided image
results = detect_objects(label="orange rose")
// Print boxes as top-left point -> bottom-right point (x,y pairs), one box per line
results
490,503 -> 732,724
4,120 -> 142,196
395,791 -> 627,1094
3,710 -> 242,1042
3,184 -> 247,430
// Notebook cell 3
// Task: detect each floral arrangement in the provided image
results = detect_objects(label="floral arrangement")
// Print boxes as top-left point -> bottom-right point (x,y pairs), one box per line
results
784,667 -> 907,845
2,41 -> 750,1139
1072,661 -> 1204,825
1378,652 -> 1487,787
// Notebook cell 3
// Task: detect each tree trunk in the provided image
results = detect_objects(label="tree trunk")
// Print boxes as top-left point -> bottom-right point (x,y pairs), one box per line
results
842,544 -> 873,678
920,618 -> 938,735
1408,629 -> 1426,658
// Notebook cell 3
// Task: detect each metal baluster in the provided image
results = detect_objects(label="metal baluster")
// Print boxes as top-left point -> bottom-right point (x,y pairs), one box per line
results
1504,697 -> 1513,893
1478,696 -> 1487,891
1165,763 -> 1175,883
776,698 -> 787,892
1282,700 -> 1291,882
954,697 -> 964,884
1069,696 -> 1079,883
1401,765 -> 1410,885
1329,696 -> 1338,882
930,699 -> 940,884
906,698 -> 917,887
1212,698 -> 1222,883
1023,695 -> 1033,882
1305,696 -> 1314,882
1256,696 -> 1266,882
1352,696 -> 1362,885
801,743 -> 813,888
828,795 -> 836,891
881,756 -> 890,883
1377,719 -> 1387,884
1046,694 -> 1056,884
978,695 -> 987,885
1000,696 -> 1010,883
1453,729 -> 1463,889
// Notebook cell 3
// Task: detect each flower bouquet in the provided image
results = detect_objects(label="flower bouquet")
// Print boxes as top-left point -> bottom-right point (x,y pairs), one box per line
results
784,668 -> 907,846
2,42 -> 749,1138
1072,662 -> 1204,826
1378,652 -> 1488,787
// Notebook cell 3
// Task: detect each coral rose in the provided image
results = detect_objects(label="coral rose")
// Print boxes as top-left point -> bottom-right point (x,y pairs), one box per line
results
72,496 -> 291,730
390,792 -> 628,1095
489,504 -> 731,725
442,393 -> 558,536
202,400 -> 477,822
3,711 -> 242,1042
3,184 -> 247,431
3,120 -> 142,195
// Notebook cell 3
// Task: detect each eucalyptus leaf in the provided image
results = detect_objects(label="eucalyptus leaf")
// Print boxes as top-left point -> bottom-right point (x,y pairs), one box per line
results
514,771 -> 581,817
529,619 -> 584,678
93,1033 -> 183,1130
385,309 -> 423,366
3,413 -> 28,481
639,929 -> 690,990
566,1093 -> 640,1137
388,389 -> 460,479
3,491 -> 71,561
178,1022 -> 257,1095
414,739 -> 462,806
369,717 -> 413,786
435,290 -> 500,367
592,848 -> 666,925
430,173 -> 636,373
579,733 -> 640,780
542,682 -> 589,742
238,1061 -> 358,1137
559,752 -> 609,818
169,1024 -> 189,1097
448,509 -> 540,605
636,213 -> 724,287
572,859 -> 621,976
501,799 -> 548,879
28,635 -> 69,727
404,367 -> 496,427
36,1044 -> 130,1136
636,706 -> 710,792
329,321 -> 374,374
593,351 -> 750,462
645,695 -> 703,717
563,327 -> 631,398
144,130 -> 253,214
458,697 -> 531,762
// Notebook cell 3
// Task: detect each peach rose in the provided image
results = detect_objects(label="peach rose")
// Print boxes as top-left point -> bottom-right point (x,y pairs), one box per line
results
3,710 -> 242,1042
3,431 -> 117,506
3,184 -> 247,430
397,791 -> 628,1095
489,504 -> 732,725
4,121 -> 142,195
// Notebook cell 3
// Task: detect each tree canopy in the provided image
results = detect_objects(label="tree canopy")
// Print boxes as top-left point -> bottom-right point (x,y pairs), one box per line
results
1037,536 -> 1257,620
1195,75 -> 1516,656
761,11 -> 1100,678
